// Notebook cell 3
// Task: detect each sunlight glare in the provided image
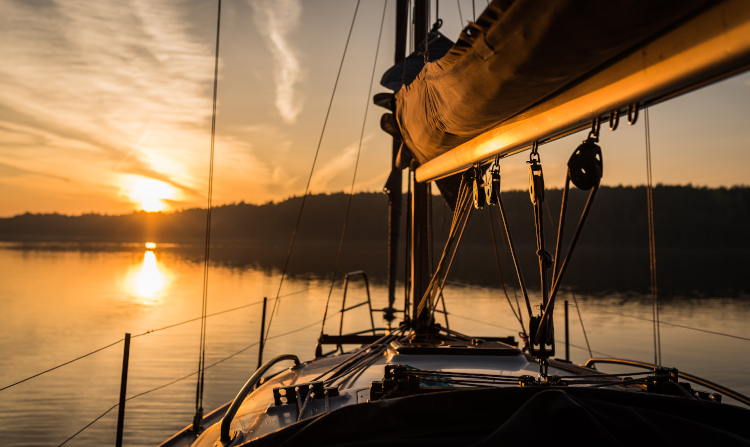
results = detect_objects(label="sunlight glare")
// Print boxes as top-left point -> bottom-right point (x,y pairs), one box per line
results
145,242 -> 156,250
127,250 -> 170,299
123,176 -> 177,212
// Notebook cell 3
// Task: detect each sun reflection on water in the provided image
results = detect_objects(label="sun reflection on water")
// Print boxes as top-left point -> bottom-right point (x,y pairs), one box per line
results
127,250 -> 170,302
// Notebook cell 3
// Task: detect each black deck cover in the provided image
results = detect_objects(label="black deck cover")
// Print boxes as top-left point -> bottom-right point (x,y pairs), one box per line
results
244,386 -> 750,447
392,0 -> 714,166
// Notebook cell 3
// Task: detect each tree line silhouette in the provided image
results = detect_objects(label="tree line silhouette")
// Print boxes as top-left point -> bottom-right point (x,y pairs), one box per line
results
2,185 -> 747,295
1,185 -> 747,249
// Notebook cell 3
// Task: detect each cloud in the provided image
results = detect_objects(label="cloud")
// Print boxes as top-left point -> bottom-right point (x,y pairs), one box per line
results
251,0 -> 304,123
310,136 -> 373,193
0,0 -> 221,214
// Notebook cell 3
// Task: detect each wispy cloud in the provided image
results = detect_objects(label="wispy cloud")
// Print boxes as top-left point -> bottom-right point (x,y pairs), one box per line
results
0,0 -> 221,214
250,0 -> 304,123
310,136 -> 373,193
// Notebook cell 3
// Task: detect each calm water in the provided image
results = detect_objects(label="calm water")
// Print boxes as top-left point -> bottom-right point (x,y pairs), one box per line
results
1,242 -> 749,446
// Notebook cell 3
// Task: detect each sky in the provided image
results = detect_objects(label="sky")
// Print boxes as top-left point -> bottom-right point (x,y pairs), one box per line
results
1,0 -> 749,217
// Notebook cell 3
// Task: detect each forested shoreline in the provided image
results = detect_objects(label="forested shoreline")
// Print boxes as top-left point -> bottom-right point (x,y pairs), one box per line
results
1,186 -> 748,249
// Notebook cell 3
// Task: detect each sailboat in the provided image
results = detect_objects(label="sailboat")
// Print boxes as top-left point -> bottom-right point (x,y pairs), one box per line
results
161,1 -> 750,446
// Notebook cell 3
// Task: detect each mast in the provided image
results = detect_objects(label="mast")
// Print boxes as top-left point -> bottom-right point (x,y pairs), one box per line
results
386,0 -> 408,322
411,0 -> 431,327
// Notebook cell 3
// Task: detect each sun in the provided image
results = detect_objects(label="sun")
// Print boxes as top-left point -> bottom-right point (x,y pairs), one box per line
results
123,176 -> 178,212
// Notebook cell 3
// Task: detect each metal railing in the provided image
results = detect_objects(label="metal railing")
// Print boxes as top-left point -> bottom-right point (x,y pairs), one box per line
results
220,355 -> 300,444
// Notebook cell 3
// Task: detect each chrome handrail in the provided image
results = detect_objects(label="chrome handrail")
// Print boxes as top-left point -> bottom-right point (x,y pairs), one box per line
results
220,354 -> 300,444
584,358 -> 750,407
322,270 -> 376,353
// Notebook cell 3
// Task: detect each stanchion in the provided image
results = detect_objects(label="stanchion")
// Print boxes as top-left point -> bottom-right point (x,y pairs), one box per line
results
257,297 -> 267,370
564,301 -> 570,362
116,333 -> 131,447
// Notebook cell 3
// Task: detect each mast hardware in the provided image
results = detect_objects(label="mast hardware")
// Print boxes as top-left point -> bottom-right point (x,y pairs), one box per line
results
471,166 -> 486,209
628,103 -> 639,125
273,382 -> 339,407
527,141 -> 544,205
569,137 -> 603,191
369,365 -> 421,401
485,156 -> 501,205
609,110 -> 619,131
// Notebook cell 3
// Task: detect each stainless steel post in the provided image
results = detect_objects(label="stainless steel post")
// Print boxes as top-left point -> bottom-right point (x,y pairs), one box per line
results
564,301 -> 570,361
116,333 -> 131,447
257,297 -> 267,370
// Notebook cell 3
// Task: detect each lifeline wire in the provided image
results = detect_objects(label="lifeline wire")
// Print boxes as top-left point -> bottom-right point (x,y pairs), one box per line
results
264,0 -> 361,346
320,0 -> 387,338
0,338 -> 124,392
644,108 -> 661,366
195,0 -> 222,421
56,313 -> 342,447
3,285 -> 328,393
587,308 -> 750,342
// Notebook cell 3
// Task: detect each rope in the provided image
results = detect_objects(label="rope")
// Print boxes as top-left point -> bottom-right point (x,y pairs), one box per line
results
264,0 -> 361,346
319,0 -> 387,338
487,206 -> 526,336
492,206 -> 527,327
0,338 -> 124,392
644,108 -> 661,366
448,312 -> 613,358
194,0 -> 222,420
570,288 -> 592,358
418,180 -> 472,318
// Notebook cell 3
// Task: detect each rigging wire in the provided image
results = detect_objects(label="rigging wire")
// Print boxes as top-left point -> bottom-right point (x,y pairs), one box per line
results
263,0 -> 361,346
570,288 -> 593,358
194,0 -> 222,424
644,108 -> 662,366
487,206 -> 526,337
456,0 -> 463,26
320,0 -> 388,335
472,0 -> 476,21
492,206 -> 526,328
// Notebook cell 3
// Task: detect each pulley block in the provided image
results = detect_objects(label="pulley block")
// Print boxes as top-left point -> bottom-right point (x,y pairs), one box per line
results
472,175 -> 486,209
528,315 -> 555,358
568,139 -> 603,190
528,162 -> 545,205
486,169 -> 500,204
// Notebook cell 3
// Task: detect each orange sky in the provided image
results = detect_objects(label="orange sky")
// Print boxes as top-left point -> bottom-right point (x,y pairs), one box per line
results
1,0 -> 749,217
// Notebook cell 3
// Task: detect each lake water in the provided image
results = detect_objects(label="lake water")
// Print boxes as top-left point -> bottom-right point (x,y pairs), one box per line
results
1,242 -> 749,446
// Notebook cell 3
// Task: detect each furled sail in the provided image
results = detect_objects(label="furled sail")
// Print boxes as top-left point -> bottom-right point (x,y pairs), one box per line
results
387,0 -> 717,169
